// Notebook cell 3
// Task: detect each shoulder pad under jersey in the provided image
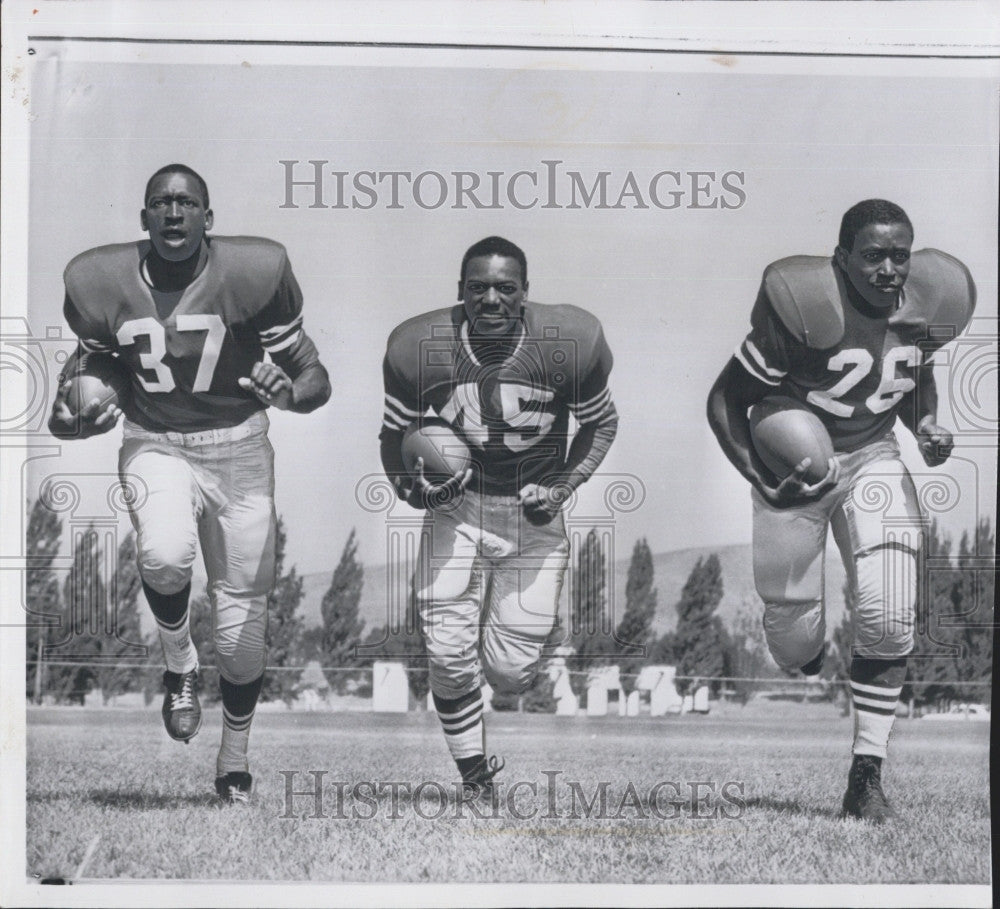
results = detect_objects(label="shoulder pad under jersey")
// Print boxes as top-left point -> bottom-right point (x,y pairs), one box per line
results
64,242 -> 143,299
385,305 -> 462,384
899,248 -> 976,338
523,302 -> 603,348
208,236 -> 289,301
761,255 -> 846,350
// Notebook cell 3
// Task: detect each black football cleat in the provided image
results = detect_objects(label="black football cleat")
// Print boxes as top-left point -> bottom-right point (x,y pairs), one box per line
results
215,771 -> 253,806
161,669 -> 202,743
841,754 -> 898,824
460,755 -> 505,803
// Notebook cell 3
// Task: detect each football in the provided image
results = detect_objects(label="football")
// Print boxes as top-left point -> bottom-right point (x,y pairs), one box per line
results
749,395 -> 834,484
63,352 -> 131,415
401,419 -> 472,484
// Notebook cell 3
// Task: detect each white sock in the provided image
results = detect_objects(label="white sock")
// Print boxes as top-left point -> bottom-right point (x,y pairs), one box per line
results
156,614 -> 197,675
434,690 -> 485,761
851,680 -> 902,758
217,706 -> 254,775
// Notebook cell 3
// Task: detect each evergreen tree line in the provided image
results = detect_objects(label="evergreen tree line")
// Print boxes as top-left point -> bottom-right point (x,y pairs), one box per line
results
24,498 -> 372,706
25,497 -> 993,709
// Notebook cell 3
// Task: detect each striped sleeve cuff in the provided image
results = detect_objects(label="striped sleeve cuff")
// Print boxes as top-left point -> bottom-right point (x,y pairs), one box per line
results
259,315 -> 304,353
79,337 -> 115,354
382,393 -> 420,432
734,339 -> 785,387
569,386 -> 614,425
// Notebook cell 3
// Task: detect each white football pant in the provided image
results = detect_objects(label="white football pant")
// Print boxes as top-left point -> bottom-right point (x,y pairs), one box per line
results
752,433 -> 922,670
118,411 -> 276,684
414,491 -> 569,698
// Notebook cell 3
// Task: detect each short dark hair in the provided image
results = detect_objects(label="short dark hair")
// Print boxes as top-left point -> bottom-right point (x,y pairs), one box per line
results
144,164 -> 210,208
838,199 -> 913,251
460,236 -> 527,285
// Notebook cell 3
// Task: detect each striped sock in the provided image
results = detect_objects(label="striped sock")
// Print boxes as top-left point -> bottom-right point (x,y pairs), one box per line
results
144,582 -> 197,674
433,689 -> 485,762
217,675 -> 264,775
850,656 -> 906,759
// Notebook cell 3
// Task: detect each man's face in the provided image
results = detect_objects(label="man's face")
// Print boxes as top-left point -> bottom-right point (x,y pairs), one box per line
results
835,221 -> 913,310
140,171 -> 213,262
459,254 -> 527,336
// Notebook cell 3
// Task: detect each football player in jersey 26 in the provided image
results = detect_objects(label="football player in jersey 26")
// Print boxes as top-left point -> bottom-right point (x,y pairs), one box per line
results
707,199 -> 975,823
48,164 -> 331,805
380,237 -> 618,799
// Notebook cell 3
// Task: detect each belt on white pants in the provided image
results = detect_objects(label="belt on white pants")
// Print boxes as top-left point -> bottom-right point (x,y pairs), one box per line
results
122,411 -> 269,447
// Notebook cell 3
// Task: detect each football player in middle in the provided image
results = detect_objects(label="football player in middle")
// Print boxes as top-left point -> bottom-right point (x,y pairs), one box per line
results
380,236 -> 618,798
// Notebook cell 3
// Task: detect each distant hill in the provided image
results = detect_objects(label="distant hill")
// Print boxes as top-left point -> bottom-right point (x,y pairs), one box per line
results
294,541 -> 849,639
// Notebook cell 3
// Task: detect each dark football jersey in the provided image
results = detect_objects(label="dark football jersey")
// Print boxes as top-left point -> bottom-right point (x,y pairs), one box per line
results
735,250 -> 975,452
63,236 -> 305,432
382,303 -> 615,494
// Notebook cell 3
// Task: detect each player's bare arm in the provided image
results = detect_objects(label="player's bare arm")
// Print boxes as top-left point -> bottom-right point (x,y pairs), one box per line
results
897,362 -> 953,467
707,359 -> 838,507
239,332 -> 331,413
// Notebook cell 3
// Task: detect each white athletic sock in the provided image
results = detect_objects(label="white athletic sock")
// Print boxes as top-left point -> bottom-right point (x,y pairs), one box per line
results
217,706 -> 254,775
155,614 -> 198,675
434,690 -> 485,761
851,679 -> 902,758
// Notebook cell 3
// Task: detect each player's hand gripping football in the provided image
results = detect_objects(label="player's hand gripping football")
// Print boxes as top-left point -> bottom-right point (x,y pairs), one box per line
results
756,456 -> 840,509
519,483 -> 570,526
48,382 -> 122,439
396,457 -> 473,510
239,362 -> 294,410
915,416 -> 954,467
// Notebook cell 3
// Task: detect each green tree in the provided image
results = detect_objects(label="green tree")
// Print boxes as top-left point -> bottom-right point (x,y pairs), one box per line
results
358,593 -> 428,702
903,518 -> 994,711
261,517 -> 306,704
49,524 -> 105,703
568,529 -> 616,696
25,498 -> 63,703
616,538 -> 658,694
94,531 -> 147,702
723,594 -> 776,704
673,554 -> 725,693
521,672 -> 558,713
320,528 -> 366,693
647,630 -> 678,666
953,520 -> 994,689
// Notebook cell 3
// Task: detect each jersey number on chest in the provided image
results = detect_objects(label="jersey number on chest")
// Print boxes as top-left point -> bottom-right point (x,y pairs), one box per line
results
806,346 -> 919,418
117,315 -> 226,393
439,382 -> 557,451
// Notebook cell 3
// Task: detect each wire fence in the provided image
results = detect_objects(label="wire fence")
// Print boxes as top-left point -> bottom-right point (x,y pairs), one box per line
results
25,658 -> 993,716
23,658 -> 997,685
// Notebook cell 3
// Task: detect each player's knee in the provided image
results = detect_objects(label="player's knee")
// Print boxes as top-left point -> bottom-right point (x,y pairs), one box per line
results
481,628 -> 544,694
215,639 -> 267,685
762,599 -> 826,671
482,658 -> 537,695
214,596 -> 267,684
853,548 -> 917,659
137,540 -> 196,595
427,655 -> 479,700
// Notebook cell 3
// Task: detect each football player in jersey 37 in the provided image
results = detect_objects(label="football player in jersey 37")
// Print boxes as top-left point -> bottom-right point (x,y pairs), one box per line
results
380,236 -> 618,799
707,199 -> 975,824
48,164 -> 331,805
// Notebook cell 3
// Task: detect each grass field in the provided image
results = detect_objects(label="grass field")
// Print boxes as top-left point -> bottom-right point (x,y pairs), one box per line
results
25,702 -> 991,885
